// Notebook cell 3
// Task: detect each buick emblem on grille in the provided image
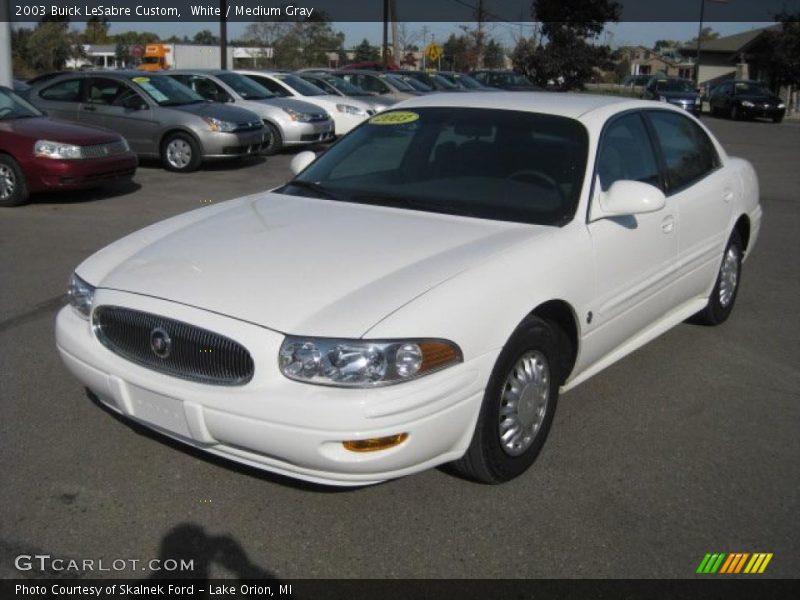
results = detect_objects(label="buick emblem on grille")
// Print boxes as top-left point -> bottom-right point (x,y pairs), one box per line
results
150,327 -> 172,359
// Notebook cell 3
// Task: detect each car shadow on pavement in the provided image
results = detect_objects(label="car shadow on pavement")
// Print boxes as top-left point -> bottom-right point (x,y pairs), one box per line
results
28,180 -> 142,205
86,389 -> 371,494
135,156 -> 268,172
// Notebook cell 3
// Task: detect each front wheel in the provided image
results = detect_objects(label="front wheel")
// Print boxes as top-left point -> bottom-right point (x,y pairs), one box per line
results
450,316 -> 563,484
772,115 -> 784,124
261,122 -> 283,156
693,231 -> 743,326
161,133 -> 201,172
0,154 -> 29,207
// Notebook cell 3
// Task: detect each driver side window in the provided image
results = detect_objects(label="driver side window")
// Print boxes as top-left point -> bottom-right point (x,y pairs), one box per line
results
597,113 -> 661,192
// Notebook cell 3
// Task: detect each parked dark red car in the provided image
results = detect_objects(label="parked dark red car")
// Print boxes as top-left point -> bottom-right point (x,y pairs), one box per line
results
0,86 -> 137,207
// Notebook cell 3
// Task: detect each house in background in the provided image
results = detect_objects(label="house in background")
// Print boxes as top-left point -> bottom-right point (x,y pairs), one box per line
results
617,46 -> 695,80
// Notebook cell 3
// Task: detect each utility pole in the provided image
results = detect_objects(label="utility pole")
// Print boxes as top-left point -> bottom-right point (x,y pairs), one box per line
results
219,0 -> 228,69
475,0 -> 486,70
390,0 -> 399,68
420,26 -> 429,70
382,0 -> 389,67
0,2 -> 12,87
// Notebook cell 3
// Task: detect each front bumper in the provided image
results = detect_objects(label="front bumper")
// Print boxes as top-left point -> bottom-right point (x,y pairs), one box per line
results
55,289 -> 493,486
666,99 -> 701,115
738,105 -> 785,120
200,128 -> 272,159
24,153 -> 138,192
281,119 -> 335,146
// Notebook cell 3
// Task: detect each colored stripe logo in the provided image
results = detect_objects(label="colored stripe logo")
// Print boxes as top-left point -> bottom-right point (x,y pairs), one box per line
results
696,553 -> 773,574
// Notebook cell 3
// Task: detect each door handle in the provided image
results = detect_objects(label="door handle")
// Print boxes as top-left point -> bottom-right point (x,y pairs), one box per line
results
661,215 -> 675,234
723,189 -> 734,203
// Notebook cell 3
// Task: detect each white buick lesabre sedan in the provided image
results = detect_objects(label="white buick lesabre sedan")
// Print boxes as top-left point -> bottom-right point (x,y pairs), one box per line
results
56,93 -> 761,486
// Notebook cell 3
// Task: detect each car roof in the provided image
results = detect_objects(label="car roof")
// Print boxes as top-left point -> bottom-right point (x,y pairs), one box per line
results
395,91 -> 656,120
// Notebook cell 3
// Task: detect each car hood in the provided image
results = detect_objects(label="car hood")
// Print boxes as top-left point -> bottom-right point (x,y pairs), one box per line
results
254,96 -> 331,119
659,91 -> 698,100
78,192 -> 542,337
303,94 -> 372,112
1,116 -> 120,145
737,94 -> 781,104
174,101 -> 262,123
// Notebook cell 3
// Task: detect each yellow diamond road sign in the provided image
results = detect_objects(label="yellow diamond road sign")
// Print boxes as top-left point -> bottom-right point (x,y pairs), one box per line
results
425,43 -> 443,62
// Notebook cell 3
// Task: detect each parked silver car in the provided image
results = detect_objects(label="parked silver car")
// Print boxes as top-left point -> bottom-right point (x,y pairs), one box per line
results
167,70 -> 334,154
27,71 -> 269,172
296,72 -> 396,113
332,70 -> 424,102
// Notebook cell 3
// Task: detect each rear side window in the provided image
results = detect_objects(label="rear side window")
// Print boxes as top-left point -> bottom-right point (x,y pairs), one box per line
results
647,111 -> 720,192
40,79 -> 82,102
597,113 -> 661,192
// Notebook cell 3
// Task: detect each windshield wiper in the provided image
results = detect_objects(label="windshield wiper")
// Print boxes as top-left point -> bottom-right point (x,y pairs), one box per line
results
286,180 -> 350,201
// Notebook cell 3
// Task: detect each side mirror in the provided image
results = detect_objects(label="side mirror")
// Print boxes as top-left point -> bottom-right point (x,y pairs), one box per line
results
289,150 -> 316,176
597,180 -> 665,218
122,96 -> 146,111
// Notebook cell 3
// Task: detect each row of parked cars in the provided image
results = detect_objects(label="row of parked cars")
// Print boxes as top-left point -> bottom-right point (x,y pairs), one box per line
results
1,68 -> 525,207
637,75 -> 786,122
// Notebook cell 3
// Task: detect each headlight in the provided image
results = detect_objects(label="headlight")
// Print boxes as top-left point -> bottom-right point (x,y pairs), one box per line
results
741,100 -> 755,108
203,116 -> 237,132
34,140 -> 83,159
659,95 -> 667,102
281,107 -> 315,122
67,273 -> 95,319
777,103 -> 786,109
278,337 -> 462,387
120,137 -> 131,152
336,104 -> 367,116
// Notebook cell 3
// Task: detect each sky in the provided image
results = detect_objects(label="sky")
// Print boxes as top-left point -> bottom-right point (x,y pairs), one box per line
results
95,20 -> 771,49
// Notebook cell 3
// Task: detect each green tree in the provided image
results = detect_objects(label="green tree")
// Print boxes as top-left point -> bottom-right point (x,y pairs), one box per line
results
110,31 -> 161,45
273,15 -> 345,69
442,33 -> 471,71
687,27 -> 720,47
193,29 -> 219,45
484,39 -> 505,69
512,0 -> 621,90
82,17 -> 110,44
755,13 -> 800,90
26,21 -> 85,73
11,27 -> 35,79
353,38 -> 379,63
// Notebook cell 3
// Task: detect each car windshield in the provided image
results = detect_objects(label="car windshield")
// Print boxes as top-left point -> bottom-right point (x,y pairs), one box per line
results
453,74 -> 483,89
275,74 -> 327,96
217,72 -> 274,100
317,75 -> 366,95
281,107 -> 588,226
0,88 -> 43,120
129,75 -> 204,106
655,79 -> 695,92
384,74 -> 416,91
397,75 -> 433,92
734,82 -> 772,96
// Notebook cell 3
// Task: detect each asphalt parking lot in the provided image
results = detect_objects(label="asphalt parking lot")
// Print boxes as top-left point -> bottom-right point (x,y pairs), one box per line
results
1,116 -> 798,580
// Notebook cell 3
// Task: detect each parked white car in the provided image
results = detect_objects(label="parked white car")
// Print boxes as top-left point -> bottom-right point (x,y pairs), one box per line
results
236,70 -> 374,136
56,93 -> 761,486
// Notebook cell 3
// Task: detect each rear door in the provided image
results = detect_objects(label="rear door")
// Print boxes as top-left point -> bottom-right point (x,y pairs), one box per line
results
85,77 -> 159,154
644,110 -> 734,305
34,77 -> 85,123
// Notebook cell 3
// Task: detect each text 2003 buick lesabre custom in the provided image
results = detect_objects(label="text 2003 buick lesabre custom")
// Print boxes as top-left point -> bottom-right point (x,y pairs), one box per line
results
56,93 -> 761,486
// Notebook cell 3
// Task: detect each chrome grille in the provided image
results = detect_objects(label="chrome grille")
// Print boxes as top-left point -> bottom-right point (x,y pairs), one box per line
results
93,306 -> 254,386
80,140 -> 129,159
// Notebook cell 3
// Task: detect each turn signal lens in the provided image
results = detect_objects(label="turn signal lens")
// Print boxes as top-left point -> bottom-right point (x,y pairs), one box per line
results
343,433 -> 408,453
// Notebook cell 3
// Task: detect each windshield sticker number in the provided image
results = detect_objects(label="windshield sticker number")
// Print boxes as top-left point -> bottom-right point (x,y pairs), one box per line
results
369,111 -> 420,125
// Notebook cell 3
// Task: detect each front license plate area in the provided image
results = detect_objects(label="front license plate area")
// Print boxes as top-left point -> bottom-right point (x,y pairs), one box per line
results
127,384 -> 191,438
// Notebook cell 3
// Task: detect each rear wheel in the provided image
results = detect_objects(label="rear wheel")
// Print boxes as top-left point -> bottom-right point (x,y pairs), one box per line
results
693,230 -> 743,326
161,133 -> 201,172
450,316 -> 562,484
262,122 -> 283,156
0,154 -> 29,207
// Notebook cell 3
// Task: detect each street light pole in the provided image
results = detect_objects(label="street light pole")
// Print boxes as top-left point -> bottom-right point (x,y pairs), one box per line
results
220,0 -> 228,70
0,3 -> 12,87
694,0 -> 705,85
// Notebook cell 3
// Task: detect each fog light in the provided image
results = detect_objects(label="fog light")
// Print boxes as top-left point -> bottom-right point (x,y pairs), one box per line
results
342,433 -> 408,453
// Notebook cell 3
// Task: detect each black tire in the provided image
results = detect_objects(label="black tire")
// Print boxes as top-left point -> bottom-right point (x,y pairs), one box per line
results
772,115 -> 784,124
693,230 -> 743,326
261,122 -> 283,156
0,154 -> 29,207
161,132 -> 201,172
450,315 -> 563,484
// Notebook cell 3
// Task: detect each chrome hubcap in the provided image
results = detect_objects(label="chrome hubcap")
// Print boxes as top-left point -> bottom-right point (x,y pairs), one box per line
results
718,246 -> 739,307
0,165 -> 15,200
166,140 -> 192,169
499,350 -> 550,456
